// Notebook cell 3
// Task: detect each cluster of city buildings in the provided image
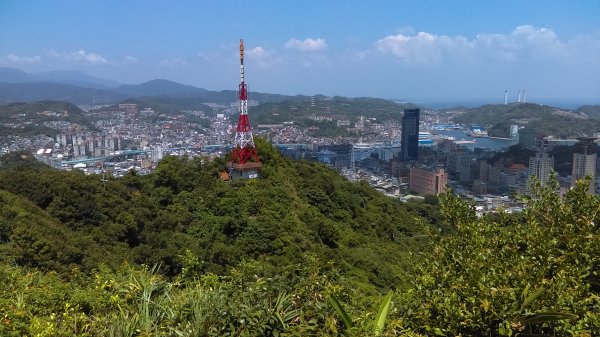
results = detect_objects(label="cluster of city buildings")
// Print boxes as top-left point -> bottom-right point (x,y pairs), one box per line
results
281,107 -> 599,214
2,99 -> 599,214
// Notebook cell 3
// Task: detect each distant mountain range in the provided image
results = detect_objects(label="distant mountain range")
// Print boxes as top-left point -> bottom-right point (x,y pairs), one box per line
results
0,67 -> 121,89
0,82 -> 128,105
0,67 -> 301,106
115,79 -> 207,97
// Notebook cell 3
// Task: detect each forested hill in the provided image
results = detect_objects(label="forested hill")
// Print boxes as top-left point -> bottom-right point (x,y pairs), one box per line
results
0,139 -> 429,286
0,142 -> 599,335
453,102 -> 600,138
250,96 -> 417,126
576,104 -> 600,120
0,100 -> 94,132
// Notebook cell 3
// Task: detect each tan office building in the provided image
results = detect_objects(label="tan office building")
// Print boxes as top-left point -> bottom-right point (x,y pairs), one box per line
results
409,167 -> 447,195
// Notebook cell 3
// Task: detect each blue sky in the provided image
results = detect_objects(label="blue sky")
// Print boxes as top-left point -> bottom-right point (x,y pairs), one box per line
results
1,1 -> 600,104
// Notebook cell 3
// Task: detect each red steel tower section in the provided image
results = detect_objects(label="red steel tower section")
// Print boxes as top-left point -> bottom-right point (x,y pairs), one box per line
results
231,39 -> 260,164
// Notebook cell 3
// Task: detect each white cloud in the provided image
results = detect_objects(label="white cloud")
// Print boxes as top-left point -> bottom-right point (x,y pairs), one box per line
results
377,31 -> 470,64
5,54 -> 42,64
64,50 -> 108,64
45,49 -> 108,64
123,55 -> 139,64
197,51 -> 218,62
375,25 -> 591,65
285,38 -> 327,52
159,58 -> 187,68
246,46 -> 280,67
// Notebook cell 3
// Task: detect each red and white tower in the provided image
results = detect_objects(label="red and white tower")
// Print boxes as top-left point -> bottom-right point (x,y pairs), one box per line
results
231,39 -> 260,164
227,39 -> 261,180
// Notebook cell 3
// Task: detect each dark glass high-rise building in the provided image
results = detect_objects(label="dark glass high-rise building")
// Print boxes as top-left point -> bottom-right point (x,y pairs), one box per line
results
401,108 -> 420,161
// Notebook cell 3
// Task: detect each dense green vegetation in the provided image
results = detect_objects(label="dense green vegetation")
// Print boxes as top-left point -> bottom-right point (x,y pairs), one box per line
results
0,139 -> 426,284
489,144 -> 537,167
454,103 -> 600,138
0,124 -> 58,138
118,97 -> 214,115
251,97 -> 416,129
0,150 -> 49,170
397,180 -> 599,336
0,141 -> 598,336
489,144 -> 582,177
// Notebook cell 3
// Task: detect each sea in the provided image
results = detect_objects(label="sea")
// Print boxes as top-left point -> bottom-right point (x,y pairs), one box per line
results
436,129 -> 517,151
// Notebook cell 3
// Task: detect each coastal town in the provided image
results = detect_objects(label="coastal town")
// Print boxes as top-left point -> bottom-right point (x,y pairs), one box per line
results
2,99 -> 598,216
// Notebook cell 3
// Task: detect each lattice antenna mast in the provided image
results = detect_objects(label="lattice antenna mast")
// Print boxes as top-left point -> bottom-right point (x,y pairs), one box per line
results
231,39 -> 259,164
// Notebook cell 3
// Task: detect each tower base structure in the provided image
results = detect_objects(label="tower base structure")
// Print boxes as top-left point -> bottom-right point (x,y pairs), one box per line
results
227,161 -> 262,180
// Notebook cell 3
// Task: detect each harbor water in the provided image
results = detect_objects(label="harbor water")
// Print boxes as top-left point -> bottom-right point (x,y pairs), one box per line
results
436,130 -> 518,150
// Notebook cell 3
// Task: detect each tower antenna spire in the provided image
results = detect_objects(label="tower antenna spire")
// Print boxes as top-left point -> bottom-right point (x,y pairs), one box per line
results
228,39 -> 261,179
239,39 -> 245,84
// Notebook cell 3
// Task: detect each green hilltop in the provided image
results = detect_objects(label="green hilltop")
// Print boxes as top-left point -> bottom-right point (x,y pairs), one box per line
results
251,96 -> 416,125
0,140 -> 427,284
0,100 -> 95,137
575,104 -> 600,120
454,103 -> 600,138
0,141 -> 598,336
